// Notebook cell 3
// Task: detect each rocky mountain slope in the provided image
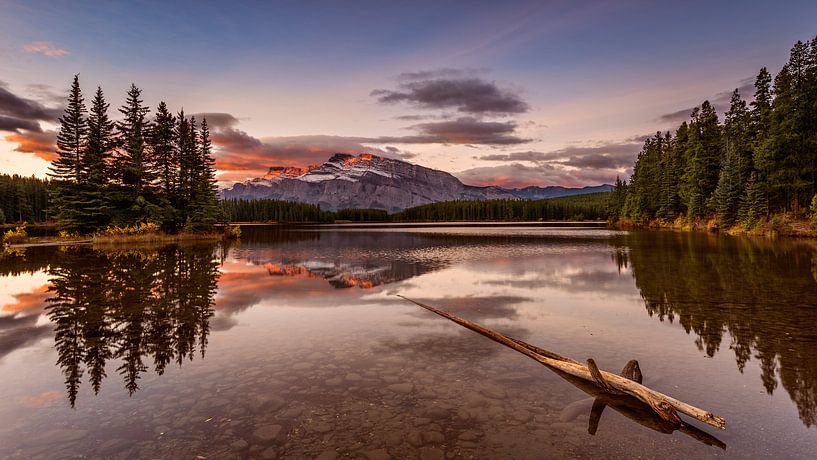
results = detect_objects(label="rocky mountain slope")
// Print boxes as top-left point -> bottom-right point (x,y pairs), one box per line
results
221,153 -> 612,212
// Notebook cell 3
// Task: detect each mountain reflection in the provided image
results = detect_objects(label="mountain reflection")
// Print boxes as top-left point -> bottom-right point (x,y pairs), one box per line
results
44,245 -> 219,407
615,232 -> 817,427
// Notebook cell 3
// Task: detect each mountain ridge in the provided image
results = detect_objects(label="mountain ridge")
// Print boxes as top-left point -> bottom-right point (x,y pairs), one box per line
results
221,153 -> 612,212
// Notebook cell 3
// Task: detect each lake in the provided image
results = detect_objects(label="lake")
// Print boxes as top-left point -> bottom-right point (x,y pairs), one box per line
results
1,225 -> 816,458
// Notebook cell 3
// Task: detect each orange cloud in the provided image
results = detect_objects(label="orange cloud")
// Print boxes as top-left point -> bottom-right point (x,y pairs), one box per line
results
4,130 -> 57,162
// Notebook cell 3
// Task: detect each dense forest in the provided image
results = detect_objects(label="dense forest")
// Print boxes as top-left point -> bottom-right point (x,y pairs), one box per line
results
48,75 -> 220,233
220,198 -> 333,222
393,192 -> 611,221
617,36 -> 817,228
219,194 -> 610,223
0,174 -> 49,224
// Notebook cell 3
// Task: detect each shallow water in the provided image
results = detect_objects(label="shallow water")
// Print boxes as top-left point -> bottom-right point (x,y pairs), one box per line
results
1,226 -> 816,458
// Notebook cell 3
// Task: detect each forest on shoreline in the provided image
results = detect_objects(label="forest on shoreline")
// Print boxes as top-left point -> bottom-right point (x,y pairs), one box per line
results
42,75 -> 220,234
613,35 -> 817,232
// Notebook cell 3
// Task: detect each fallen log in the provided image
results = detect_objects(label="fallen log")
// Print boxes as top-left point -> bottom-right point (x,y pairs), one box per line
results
396,295 -> 726,431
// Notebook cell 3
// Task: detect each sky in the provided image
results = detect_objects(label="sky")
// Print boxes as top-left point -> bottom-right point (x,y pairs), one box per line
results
1,0 -> 816,187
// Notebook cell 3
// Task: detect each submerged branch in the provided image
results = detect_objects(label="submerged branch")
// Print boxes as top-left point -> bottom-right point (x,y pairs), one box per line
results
396,295 -> 726,431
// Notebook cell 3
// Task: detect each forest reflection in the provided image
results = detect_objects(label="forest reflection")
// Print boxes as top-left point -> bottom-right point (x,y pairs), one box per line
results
613,232 -> 817,427
43,244 -> 219,407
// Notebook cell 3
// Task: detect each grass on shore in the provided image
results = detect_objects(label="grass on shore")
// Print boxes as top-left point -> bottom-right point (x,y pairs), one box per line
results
614,213 -> 816,238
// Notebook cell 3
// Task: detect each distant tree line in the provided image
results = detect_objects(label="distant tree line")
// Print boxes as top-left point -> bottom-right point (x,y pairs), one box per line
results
393,193 -> 611,221
221,199 -> 334,222
49,75 -> 220,233
0,174 -> 49,224
221,194 -> 610,223
617,36 -> 817,227
334,208 -> 391,222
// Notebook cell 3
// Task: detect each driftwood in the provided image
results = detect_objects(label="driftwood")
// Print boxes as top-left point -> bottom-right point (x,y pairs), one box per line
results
396,295 -> 726,431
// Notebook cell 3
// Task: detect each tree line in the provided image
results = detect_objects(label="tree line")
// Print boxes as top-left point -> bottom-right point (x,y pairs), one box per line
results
50,75 -> 220,233
617,35 -> 817,227
0,174 -> 49,224
393,193 -> 611,221
220,194 -> 610,223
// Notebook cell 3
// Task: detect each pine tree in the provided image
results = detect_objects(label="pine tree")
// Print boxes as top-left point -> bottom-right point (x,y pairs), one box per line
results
115,84 -> 158,223
715,89 -> 752,226
49,75 -> 88,230
175,111 -> 193,214
151,102 -> 177,199
714,143 -> 742,227
681,102 -> 721,218
83,87 -> 115,186
77,86 -> 116,231
739,172 -> 768,228
116,84 -> 154,194
186,117 -> 221,230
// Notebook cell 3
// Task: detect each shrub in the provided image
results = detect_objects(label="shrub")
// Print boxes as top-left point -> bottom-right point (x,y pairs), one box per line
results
98,222 -> 161,237
223,224 -> 241,240
2,225 -> 28,245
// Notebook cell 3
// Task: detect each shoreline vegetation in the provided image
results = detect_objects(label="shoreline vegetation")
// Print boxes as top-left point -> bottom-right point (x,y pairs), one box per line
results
609,35 -> 817,238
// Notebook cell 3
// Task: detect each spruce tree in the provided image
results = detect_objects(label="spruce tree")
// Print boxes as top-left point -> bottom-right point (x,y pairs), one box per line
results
739,172 -> 768,228
175,111 -> 193,214
49,75 -> 88,230
151,102 -> 177,199
78,86 -> 115,230
681,102 -> 721,218
115,84 -> 157,223
715,89 -> 752,226
186,117 -> 221,230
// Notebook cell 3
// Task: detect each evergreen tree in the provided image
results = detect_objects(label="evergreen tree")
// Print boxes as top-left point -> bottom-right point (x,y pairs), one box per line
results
739,172 -> 768,228
175,111 -> 194,213
681,102 -> 721,218
115,84 -> 158,223
186,117 -> 221,230
49,75 -> 88,230
78,86 -> 116,230
715,89 -> 752,226
151,102 -> 177,198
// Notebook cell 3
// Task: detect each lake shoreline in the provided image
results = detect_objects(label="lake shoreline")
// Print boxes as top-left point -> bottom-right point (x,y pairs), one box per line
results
612,214 -> 816,239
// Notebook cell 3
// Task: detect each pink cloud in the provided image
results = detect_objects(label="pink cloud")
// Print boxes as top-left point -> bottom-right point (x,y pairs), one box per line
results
22,42 -> 69,57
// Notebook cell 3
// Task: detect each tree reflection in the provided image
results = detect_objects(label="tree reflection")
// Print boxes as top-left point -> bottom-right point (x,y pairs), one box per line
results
615,232 -> 817,427
45,245 -> 219,407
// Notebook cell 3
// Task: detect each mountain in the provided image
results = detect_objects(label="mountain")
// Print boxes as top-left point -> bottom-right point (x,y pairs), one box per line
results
221,153 -> 612,212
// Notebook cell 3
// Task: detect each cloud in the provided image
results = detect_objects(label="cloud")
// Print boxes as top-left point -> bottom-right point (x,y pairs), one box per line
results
22,41 -> 69,57
391,117 -> 531,145
456,162 -> 625,188
372,77 -> 529,116
476,140 -> 641,170
0,115 -> 42,133
658,79 -> 756,123
209,114 -> 530,181
0,83 -> 62,123
192,112 -> 241,129
395,68 -> 488,81
210,128 -> 402,181
4,130 -> 58,162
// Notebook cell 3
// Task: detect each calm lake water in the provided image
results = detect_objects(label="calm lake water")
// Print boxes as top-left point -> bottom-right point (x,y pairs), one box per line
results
1,226 -> 816,459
